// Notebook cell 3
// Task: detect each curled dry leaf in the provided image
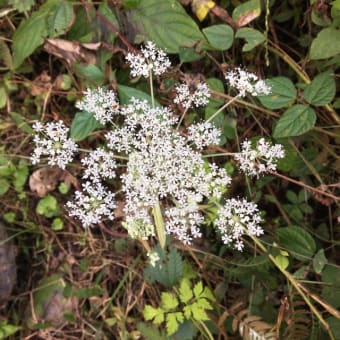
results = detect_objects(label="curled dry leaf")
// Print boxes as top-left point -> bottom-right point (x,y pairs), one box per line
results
30,71 -> 52,96
29,166 -> 79,197
44,38 -> 100,65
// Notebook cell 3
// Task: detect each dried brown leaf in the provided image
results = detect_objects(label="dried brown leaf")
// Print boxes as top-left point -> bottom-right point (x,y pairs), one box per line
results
44,38 -> 98,65
237,10 -> 260,27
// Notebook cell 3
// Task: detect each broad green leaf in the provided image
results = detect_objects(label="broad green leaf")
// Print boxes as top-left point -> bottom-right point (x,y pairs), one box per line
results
313,249 -> 328,274
310,27 -> 340,60
12,9 -> 48,68
235,27 -> 265,52
74,64 -> 105,85
179,47 -> 202,63
161,292 -> 179,310
0,40 -> 13,70
0,178 -> 10,195
47,2 -> 74,37
202,24 -> 234,51
322,265 -> 340,308
258,77 -> 296,109
304,72 -> 336,106
276,226 -> 316,261
70,111 -> 103,141
117,84 -> 158,106
179,279 -> 193,304
166,312 -> 184,335
273,104 -> 316,138
128,0 -> 206,53
98,3 -> 119,44
232,0 -> 261,26
7,0 -> 34,12
136,322 -> 168,340
51,218 -> 64,231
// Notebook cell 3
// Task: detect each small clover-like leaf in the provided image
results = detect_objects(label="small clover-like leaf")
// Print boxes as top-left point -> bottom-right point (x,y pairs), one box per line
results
161,292 -> 179,310
179,279 -> 193,303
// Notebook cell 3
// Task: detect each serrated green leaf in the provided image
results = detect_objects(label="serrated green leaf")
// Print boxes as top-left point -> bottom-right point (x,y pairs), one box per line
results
190,302 -> 209,321
143,305 -> 164,324
166,247 -> 183,287
200,287 -> 215,302
310,27 -> 340,60
304,72 -> 336,106
258,77 -> 296,109
196,298 -> 213,310
179,279 -> 193,303
166,312 -> 184,335
70,111 -> 103,141
183,305 -> 192,319
235,27 -> 265,52
161,292 -> 179,310
273,104 -> 316,138
276,226 -> 316,261
193,281 -> 203,298
128,0 -> 206,53
12,9 -> 48,68
203,24 -> 234,51
47,2 -> 73,37
313,249 -> 328,274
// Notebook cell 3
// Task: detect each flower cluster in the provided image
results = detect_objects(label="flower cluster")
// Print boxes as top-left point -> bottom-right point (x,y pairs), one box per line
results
30,121 -> 78,169
215,198 -> 263,251
234,138 -> 285,177
174,82 -> 211,109
75,87 -> 119,124
125,41 -> 171,78
225,68 -> 271,97
187,122 -> 221,150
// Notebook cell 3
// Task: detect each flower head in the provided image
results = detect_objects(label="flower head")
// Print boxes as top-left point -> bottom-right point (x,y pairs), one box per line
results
66,181 -> 115,227
225,68 -> 271,97
31,121 -> 78,169
216,198 -> 263,251
125,41 -> 171,78
235,138 -> 285,177
76,87 -> 119,125
174,82 -> 211,109
187,121 -> 221,150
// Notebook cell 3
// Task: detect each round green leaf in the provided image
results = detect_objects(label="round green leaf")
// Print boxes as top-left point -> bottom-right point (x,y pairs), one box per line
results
273,104 -> 316,138
117,84 -> 159,106
258,77 -> 296,109
304,72 -> 336,106
313,249 -> 328,274
203,25 -> 234,51
70,111 -> 103,141
276,225 -> 316,261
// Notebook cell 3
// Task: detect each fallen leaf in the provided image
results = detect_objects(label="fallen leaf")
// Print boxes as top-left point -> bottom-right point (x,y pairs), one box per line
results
44,38 -> 99,65
30,71 -> 52,96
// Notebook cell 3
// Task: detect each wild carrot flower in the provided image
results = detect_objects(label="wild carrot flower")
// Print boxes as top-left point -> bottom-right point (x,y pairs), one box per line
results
31,121 -> 78,169
174,82 -> 211,108
125,41 -> 171,78
187,121 -> 221,150
216,198 -> 263,251
234,138 -> 285,177
75,87 -> 119,125
225,68 -> 271,97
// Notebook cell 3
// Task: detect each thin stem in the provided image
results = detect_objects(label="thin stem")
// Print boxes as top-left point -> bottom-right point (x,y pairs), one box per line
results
149,68 -> 155,108
202,152 -> 235,158
206,95 -> 240,123
176,107 -> 189,130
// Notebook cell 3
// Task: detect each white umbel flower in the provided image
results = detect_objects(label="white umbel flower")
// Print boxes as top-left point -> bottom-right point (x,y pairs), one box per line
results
76,87 -> 119,124
187,122 -> 221,150
235,138 -> 285,177
174,82 -> 211,109
31,121 -> 78,169
216,198 -> 263,251
225,68 -> 271,97
66,181 -> 115,227
125,41 -> 171,78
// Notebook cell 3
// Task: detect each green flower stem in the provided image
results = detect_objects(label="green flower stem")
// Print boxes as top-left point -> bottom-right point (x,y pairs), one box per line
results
149,68 -> 155,108
176,107 -> 189,130
206,95 -> 240,124
153,201 -> 166,248
250,235 -> 335,340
